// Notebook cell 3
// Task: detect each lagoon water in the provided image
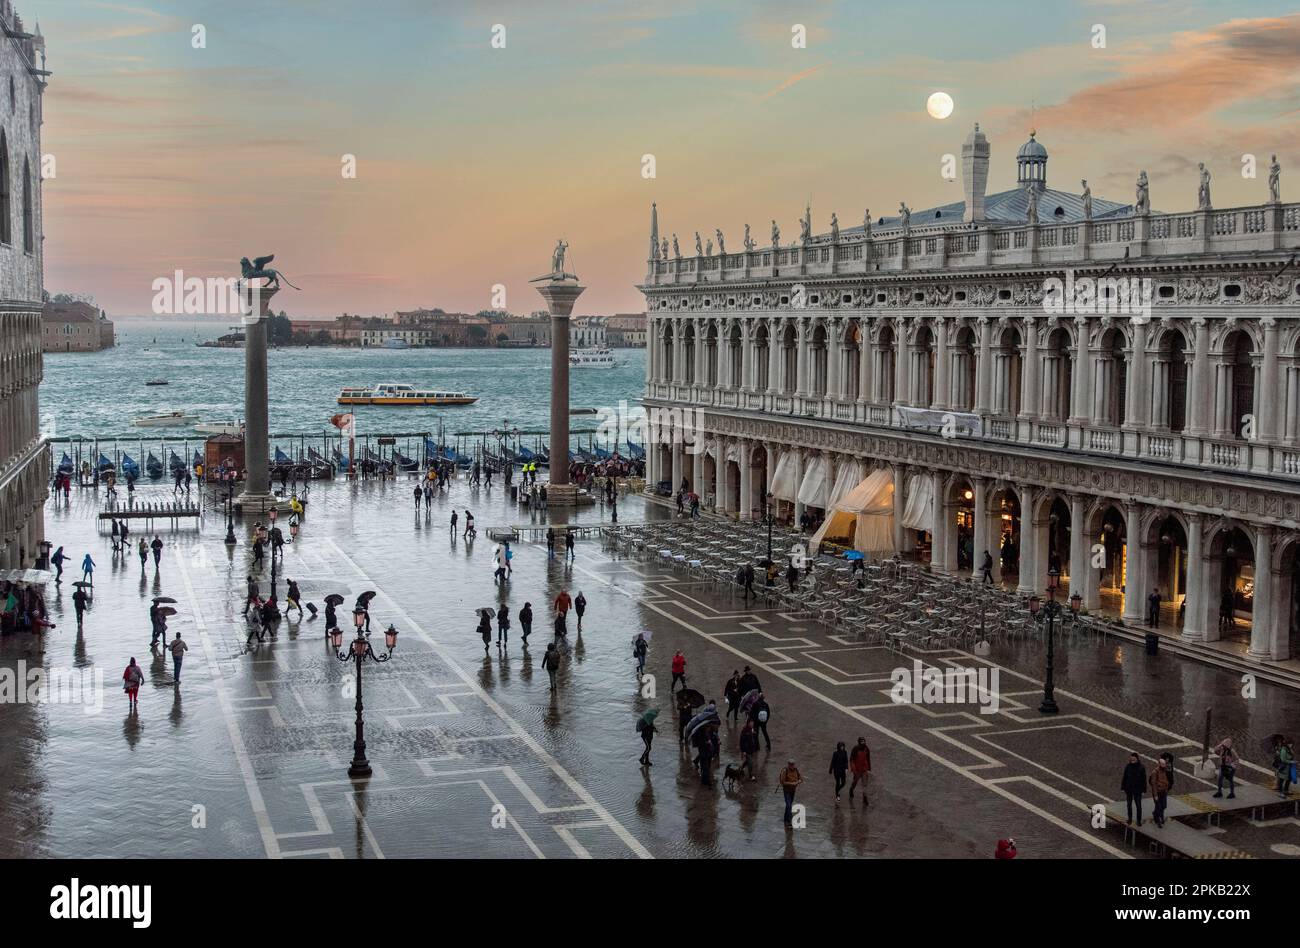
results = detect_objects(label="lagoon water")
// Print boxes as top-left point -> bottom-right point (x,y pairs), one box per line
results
41,318 -> 647,444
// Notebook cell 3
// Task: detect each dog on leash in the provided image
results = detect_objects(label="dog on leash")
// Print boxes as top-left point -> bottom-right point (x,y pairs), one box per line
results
723,763 -> 744,790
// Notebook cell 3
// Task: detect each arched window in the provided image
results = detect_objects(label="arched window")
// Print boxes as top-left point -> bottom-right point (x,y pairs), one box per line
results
755,324 -> 770,390
0,131 -> 10,246
21,156 -> 32,252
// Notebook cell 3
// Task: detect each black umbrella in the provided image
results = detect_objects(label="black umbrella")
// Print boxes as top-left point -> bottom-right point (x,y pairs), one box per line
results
356,591 -> 377,608
152,596 -> 177,604
476,607 -> 496,619
677,688 -> 706,709
157,606 -> 178,618
324,594 -> 346,607
72,580 -> 92,588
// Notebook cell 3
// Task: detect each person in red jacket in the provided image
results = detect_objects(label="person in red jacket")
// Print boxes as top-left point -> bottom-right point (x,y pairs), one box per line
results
995,838 -> 1017,859
670,650 -> 687,692
848,736 -> 871,805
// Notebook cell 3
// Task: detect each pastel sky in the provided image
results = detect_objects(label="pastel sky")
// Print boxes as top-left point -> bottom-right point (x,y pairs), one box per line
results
35,0 -> 1300,317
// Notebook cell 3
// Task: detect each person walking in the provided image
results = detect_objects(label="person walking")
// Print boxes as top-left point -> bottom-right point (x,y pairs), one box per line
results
286,579 -> 303,618
1276,738 -> 1295,798
829,742 -> 849,802
119,519 -> 130,553
778,759 -> 803,825
123,657 -> 144,711
574,591 -> 586,631
1147,587 -> 1161,627
149,601 -> 167,649
243,575 -> 259,617
463,510 -> 475,538
541,641 -> 560,691
504,541 -> 514,578
150,534 -> 163,572
980,550 -> 993,584
750,692 -> 772,750
72,586 -> 88,629
50,545 -> 65,583
413,484 -> 422,511
450,509 -> 458,535
1212,737 -> 1238,799
670,650 -> 687,692
81,553 -> 95,585
565,530 -> 576,561
633,633 -> 648,677
110,518 -> 121,553
843,739 -> 869,805
137,538 -> 148,573
259,597 -> 277,641
554,589 -> 572,636
739,720 -> 759,781
519,601 -> 533,644
1149,757 -> 1171,827
492,542 -> 507,584
695,724 -> 717,787
1121,751 -> 1147,826
252,534 -> 265,570
741,562 -> 756,600
497,604 -> 511,647
169,632 -> 188,686
478,611 -> 492,654
738,665 -> 761,697
546,527 -> 556,559
638,715 -> 656,767
786,559 -> 799,592
723,670 -> 742,724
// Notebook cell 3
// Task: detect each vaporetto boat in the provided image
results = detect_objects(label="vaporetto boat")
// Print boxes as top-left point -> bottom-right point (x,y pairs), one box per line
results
337,383 -> 478,406
570,347 -> 619,369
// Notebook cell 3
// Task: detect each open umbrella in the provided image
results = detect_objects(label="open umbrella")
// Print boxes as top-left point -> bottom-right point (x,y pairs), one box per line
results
356,591 -> 377,608
739,688 -> 762,715
844,550 -> 865,561
476,607 -> 496,619
639,709 -> 660,728
634,630 -> 653,643
157,606 -> 178,618
152,596 -> 177,604
676,688 -> 706,709
324,594 -> 346,607
684,705 -> 721,744
72,581 -> 92,589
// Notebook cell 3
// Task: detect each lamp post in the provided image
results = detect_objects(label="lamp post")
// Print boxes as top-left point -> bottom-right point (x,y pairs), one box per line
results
223,469 -> 237,546
764,492 -> 775,565
1028,567 -> 1069,714
332,609 -> 398,778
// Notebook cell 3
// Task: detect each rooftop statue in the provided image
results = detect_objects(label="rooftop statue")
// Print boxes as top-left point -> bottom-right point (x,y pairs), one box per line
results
1197,163 -> 1212,210
239,254 -> 300,290
830,213 -> 839,241
661,237 -> 669,260
799,204 -> 811,241
1135,170 -> 1150,215
672,234 -> 681,259
716,228 -> 726,255
695,231 -> 703,255
771,220 -> 780,249
1026,186 -> 1038,224
551,239 -> 569,275
743,224 -> 755,251
1269,155 -> 1281,204
862,209 -> 871,240
898,202 -> 911,235
1080,179 -> 1092,221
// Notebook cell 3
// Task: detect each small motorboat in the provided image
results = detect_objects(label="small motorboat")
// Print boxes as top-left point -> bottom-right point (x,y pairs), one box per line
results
132,411 -> 196,428
195,420 -> 243,436
145,379 -> 169,386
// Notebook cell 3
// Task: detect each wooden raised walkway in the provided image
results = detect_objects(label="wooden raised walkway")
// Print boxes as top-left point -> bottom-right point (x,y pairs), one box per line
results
1104,783 -> 1296,858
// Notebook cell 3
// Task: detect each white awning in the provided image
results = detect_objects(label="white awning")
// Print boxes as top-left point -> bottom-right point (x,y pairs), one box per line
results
769,451 -> 797,501
828,459 -> 863,506
900,473 -> 935,534
810,468 -> 895,554
797,455 -> 830,507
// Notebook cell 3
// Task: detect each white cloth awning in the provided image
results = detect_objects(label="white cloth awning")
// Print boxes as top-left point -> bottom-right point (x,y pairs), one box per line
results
769,451 -> 797,501
797,455 -> 830,507
900,474 -> 935,534
810,469 -> 895,554
828,459 -> 863,507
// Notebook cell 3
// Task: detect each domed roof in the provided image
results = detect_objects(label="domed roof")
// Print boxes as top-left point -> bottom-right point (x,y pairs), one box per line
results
1017,132 -> 1047,160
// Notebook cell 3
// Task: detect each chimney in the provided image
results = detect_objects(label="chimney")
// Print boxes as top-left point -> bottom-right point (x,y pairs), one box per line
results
962,123 -> 990,223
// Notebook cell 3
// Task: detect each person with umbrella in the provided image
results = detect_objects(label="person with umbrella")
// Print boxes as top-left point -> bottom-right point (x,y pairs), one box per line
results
50,546 -> 65,583
149,598 -> 176,648
72,585 -> 88,629
324,593 -> 344,639
477,608 -> 493,654
637,709 -> 658,767
81,552 -> 95,586
355,591 -> 375,633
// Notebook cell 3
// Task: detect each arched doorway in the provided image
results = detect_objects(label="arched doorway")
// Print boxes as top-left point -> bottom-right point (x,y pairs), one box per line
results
1045,495 -> 1071,578
728,324 -> 743,387
1097,328 -> 1128,426
704,323 -> 718,387
748,444 -> 768,520
1154,327 -> 1189,432
1091,503 -> 1128,616
1147,513 -> 1188,630
1224,330 -> 1256,440
1207,524 -> 1255,644
949,476 -> 976,572
661,323 -> 674,383
1276,536 -> 1300,661
990,485 -> 1022,584
994,327 -> 1022,416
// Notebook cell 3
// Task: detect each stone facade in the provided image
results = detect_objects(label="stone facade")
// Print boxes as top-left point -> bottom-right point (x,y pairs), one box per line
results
41,300 -> 112,351
639,129 -> 1300,663
0,2 -> 46,568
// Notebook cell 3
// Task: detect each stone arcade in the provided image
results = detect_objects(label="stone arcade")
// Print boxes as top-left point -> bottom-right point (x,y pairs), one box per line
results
640,124 -> 1300,662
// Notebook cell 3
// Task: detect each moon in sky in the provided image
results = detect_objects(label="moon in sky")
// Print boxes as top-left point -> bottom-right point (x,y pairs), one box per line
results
926,91 -> 954,119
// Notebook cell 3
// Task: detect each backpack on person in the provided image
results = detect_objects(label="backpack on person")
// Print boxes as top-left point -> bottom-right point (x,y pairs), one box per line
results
635,718 -> 645,733
758,708 -> 769,723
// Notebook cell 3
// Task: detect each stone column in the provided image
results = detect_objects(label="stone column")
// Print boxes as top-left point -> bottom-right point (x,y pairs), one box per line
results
1021,316 -> 1040,420
891,462 -> 908,554
534,275 -> 586,505
1250,526 -> 1274,659
739,440 -> 753,519
1181,514 -> 1205,641
894,320 -> 910,407
693,445 -> 705,504
1260,318 -> 1280,442
794,323 -> 810,397
236,283 -> 279,513
1068,493 -> 1087,599
766,321 -> 781,395
972,477 -> 990,580
740,324 -> 753,392
1069,319 -> 1092,426
826,323 -> 842,401
792,450 -> 805,524
975,317 -> 993,413
670,437 -> 683,495
1122,503 -> 1144,622
930,468 -> 948,571
1186,318 -> 1210,435
1017,484 -> 1038,596
857,325 -> 873,405
1123,321 -> 1149,429
1286,362 -> 1300,443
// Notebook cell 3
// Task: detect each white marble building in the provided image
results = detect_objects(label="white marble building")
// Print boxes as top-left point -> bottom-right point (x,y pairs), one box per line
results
0,3 -> 47,569
640,125 -> 1300,662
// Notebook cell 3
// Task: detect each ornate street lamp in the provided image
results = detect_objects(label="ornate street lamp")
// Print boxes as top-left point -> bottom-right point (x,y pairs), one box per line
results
334,608 -> 398,778
1032,567 -> 1062,715
224,468 -> 238,546
765,491 -> 775,565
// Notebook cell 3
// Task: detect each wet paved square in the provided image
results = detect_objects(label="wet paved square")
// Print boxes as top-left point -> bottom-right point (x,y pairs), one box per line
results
5,475 -> 1300,859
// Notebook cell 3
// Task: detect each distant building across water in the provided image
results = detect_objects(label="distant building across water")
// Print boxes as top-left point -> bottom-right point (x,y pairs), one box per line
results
42,300 -> 113,352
